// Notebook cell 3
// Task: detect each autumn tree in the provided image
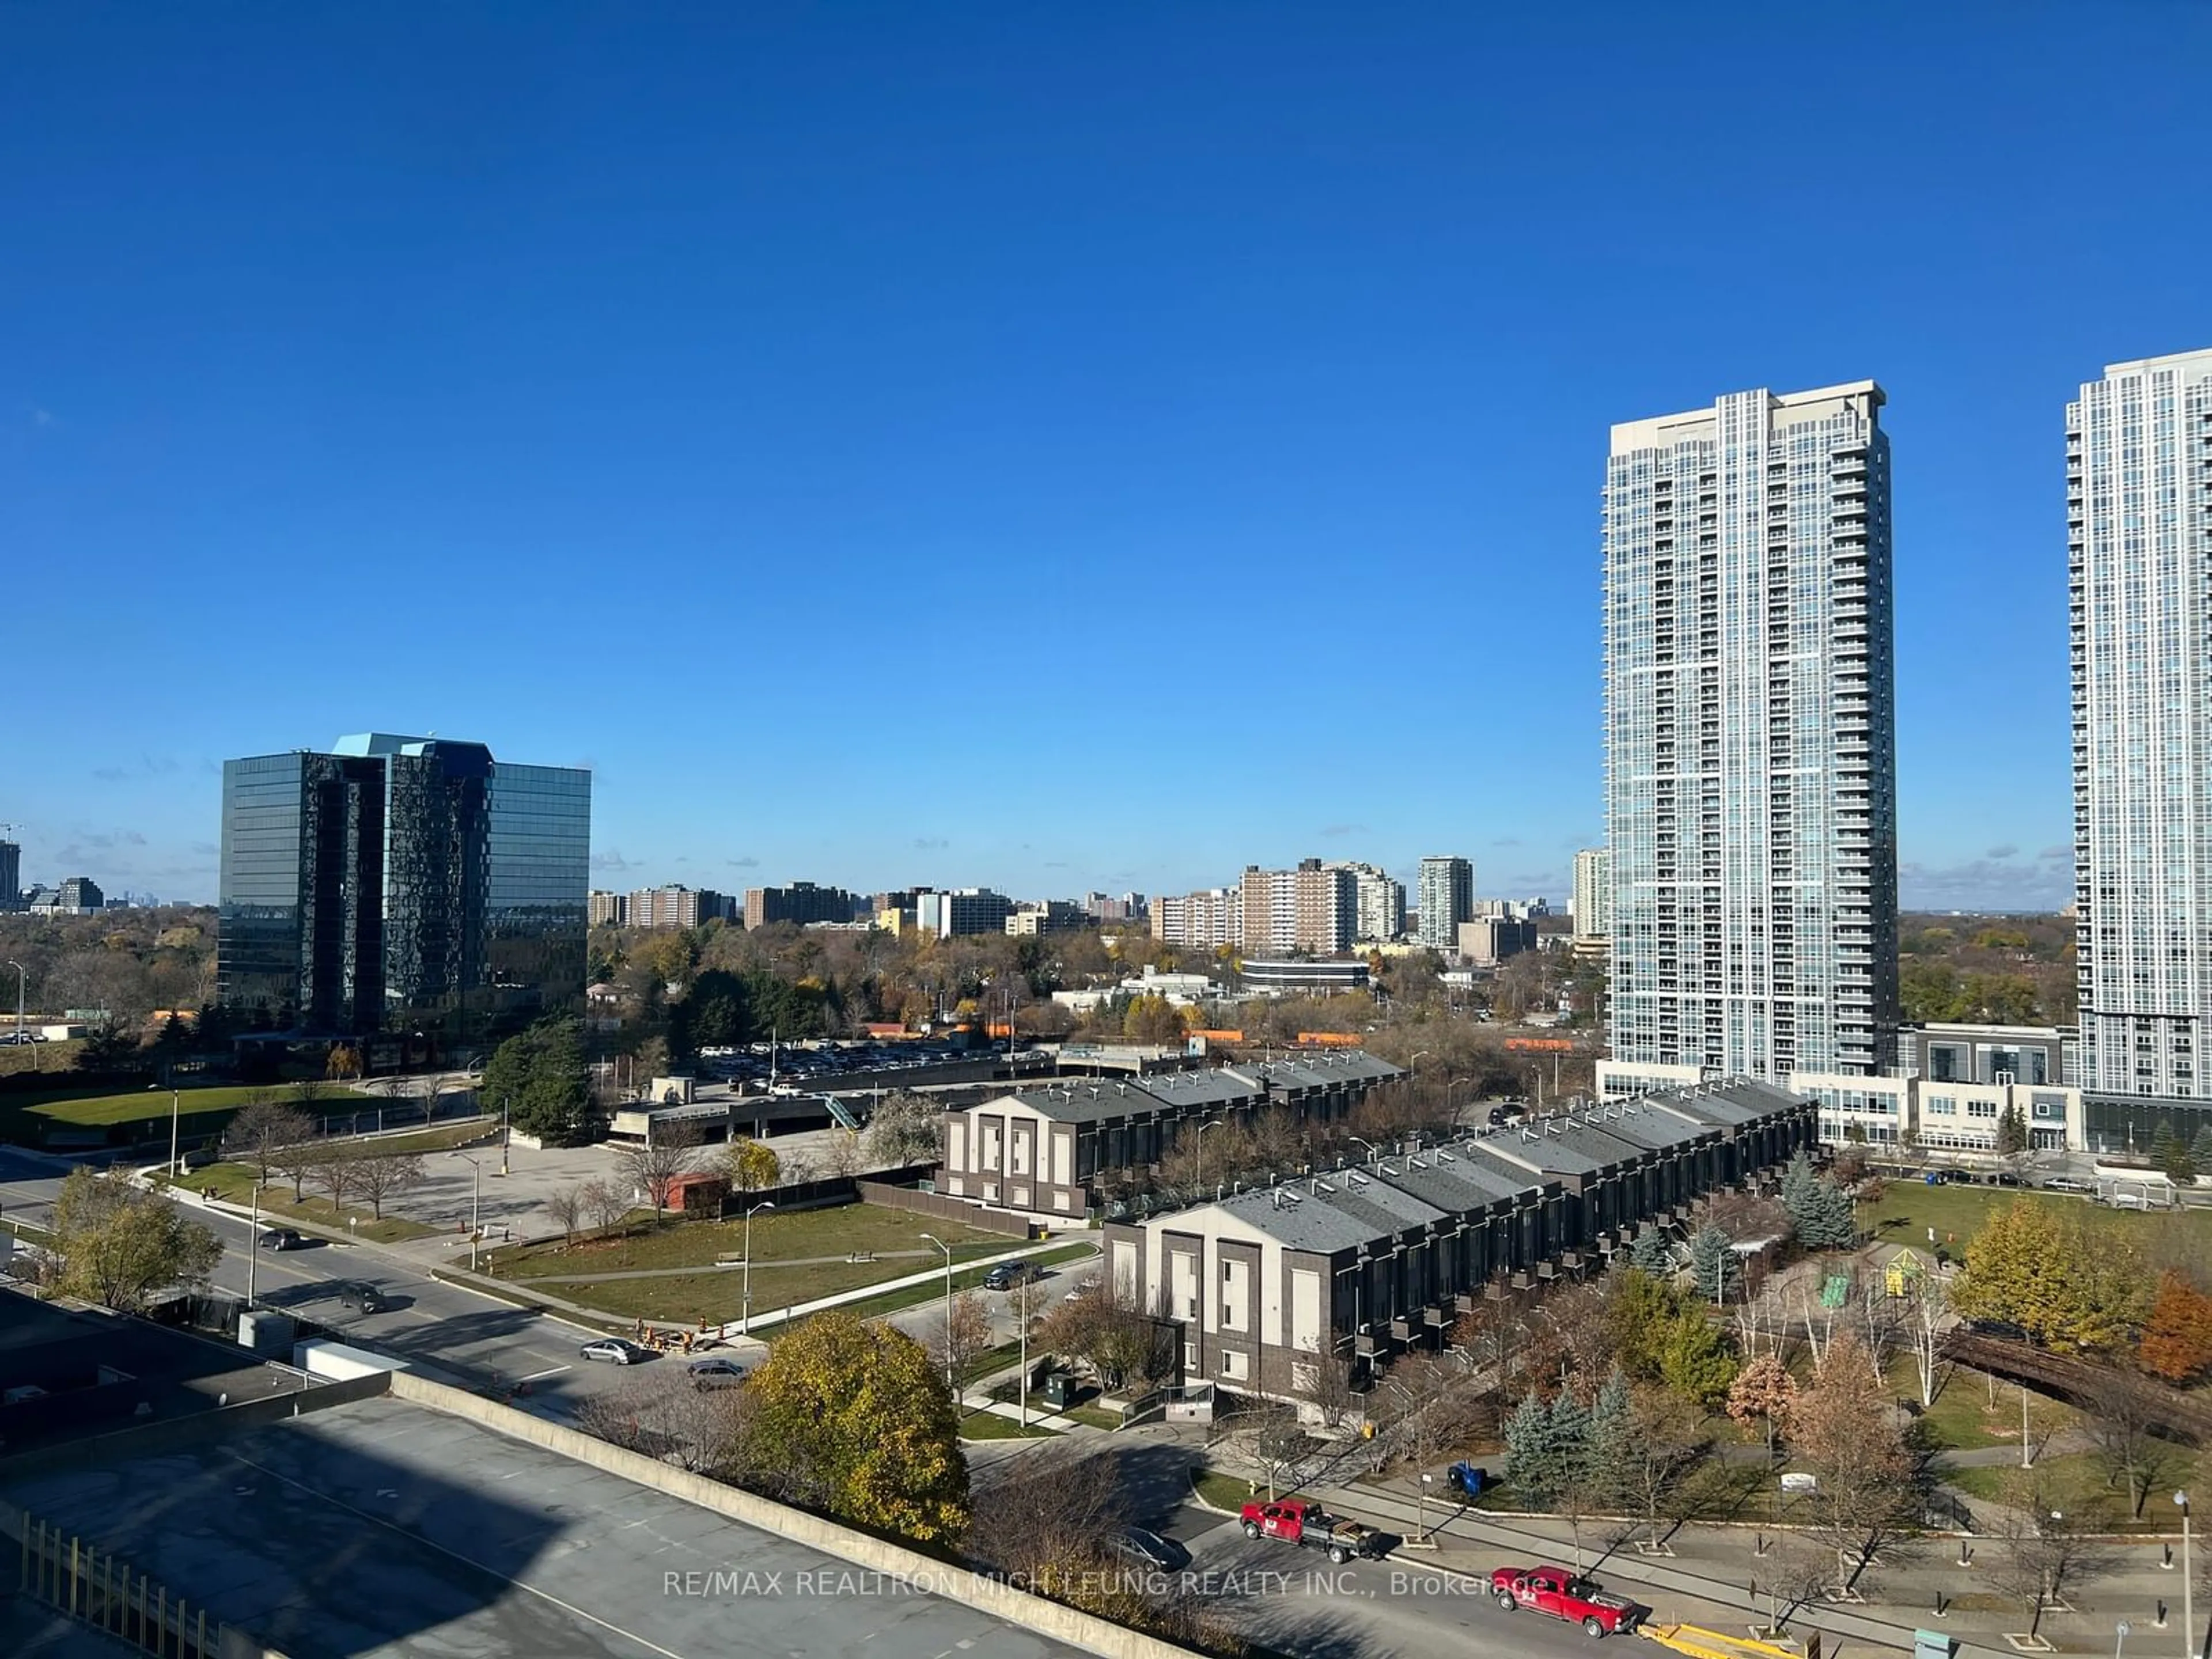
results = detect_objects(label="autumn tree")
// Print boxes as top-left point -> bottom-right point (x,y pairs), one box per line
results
223,1096 -> 316,1185
1955,1198 -> 2150,1352
49,1168 -> 223,1312
747,1310 -> 969,1543
1726,1351 -> 1798,1459
1789,1334 -> 1919,1594
577,1370 -> 757,1476
2139,1271 -> 2212,1384
725,1137 -> 781,1193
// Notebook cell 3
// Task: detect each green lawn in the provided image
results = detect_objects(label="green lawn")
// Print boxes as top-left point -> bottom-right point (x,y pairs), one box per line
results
1904,1354 -> 2078,1455
1063,1404 -> 1123,1432
804,1243 -> 1097,1325
1192,1469 -> 1261,1512
0,1040 -> 85,1078
491,1202 -> 1018,1279
959,1410 -> 1058,1441
22,1084 -> 379,1129
1860,1179 -> 2212,1253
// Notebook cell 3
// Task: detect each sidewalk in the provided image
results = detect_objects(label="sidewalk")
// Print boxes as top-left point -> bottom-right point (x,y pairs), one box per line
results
1308,1476 -> 2200,1659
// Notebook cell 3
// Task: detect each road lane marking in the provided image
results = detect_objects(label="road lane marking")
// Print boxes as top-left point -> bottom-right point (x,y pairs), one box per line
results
517,1365 -> 571,1383
222,1450 -> 695,1659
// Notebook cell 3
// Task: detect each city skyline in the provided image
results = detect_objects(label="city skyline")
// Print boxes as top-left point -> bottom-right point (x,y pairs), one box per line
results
7,8 -> 2209,910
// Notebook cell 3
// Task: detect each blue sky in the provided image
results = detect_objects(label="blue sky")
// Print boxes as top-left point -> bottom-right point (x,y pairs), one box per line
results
4,3 -> 2206,911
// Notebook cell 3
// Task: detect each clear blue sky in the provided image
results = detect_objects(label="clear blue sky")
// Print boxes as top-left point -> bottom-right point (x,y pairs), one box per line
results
5,3 -> 2206,911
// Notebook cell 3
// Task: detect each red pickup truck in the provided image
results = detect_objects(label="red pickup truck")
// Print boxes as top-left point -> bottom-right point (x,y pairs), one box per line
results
1239,1498 -> 1387,1565
1490,1565 -> 1639,1637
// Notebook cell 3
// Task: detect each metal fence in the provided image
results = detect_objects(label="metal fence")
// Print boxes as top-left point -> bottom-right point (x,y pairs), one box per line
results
16,1508 -> 240,1658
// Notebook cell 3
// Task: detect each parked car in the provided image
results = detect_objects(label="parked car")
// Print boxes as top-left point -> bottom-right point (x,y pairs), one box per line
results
335,1281 -> 387,1315
1238,1499 -> 1386,1565
257,1228 -> 304,1252
983,1262 -> 1043,1292
2042,1176 -> 2096,1194
581,1338 -> 652,1365
1987,1172 -> 2022,1188
687,1358 -> 748,1391
1108,1527 -> 1190,1572
1490,1565 -> 1641,1637
1063,1274 -> 1101,1304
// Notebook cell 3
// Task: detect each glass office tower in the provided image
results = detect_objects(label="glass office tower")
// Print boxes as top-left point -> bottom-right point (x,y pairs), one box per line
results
1603,382 -> 1899,1081
2071,347 -> 2212,1106
218,736 -> 589,1039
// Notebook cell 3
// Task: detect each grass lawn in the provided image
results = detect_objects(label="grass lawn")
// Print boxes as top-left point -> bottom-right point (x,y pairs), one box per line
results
1063,1405 -> 1123,1432
1192,1468 -> 1260,1512
806,1243 -> 1097,1325
960,1340 -> 1022,1388
490,1203 -> 1019,1280
159,1161 -> 444,1244
959,1410 -> 1058,1441
1859,1179 -> 2212,1254
1906,1355 -> 2079,1455
22,1084 -> 378,1130
0,1040 -> 85,1078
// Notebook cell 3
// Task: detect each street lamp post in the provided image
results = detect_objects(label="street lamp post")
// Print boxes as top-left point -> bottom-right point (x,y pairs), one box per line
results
1196,1119 -> 1223,1191
451,1152 -> 482,1269
247,1180 -> 260,1306
499,1096 -> 511,1178
1350,1134 -> 1381,1168
2177,1492 -> 2194,1659
742,1201 -> 775,1336
921,1232 -> 955,1396
168,1071 -> 182,1178
4,960 -> 24,1048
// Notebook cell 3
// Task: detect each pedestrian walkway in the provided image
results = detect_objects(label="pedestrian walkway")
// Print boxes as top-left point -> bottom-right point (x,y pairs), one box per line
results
1305,1476 -> 2201,1659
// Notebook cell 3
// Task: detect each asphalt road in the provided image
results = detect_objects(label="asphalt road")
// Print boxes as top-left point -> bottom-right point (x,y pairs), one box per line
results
0,1150 -> 635,1421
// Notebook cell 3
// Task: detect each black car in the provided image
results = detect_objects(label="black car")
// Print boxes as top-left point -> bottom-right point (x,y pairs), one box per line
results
335,1281 -> 387,1315
1107,1527 -> 1191,1572
257,1228 -> 304,1251
1987,1172 -> 2022,1188
984,1262 -> 1043,1291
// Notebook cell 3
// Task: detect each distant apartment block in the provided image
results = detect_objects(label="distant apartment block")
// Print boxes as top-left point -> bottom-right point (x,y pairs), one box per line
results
916,887 -> 1015,938
1239,957 -> 1370,995
1006,900 -> 1085,935
1415,857 -> 1473,950
1240,859 -> 1355,956
627,885 -> 734,930
2071,347 -> 2212,1107
1571,849 -> 1611,941
588,890 -> 628,927
30,877 -> 105,916
1329,861 -> 1404,943
1457,915 -> 1535,967
1153,888 -> 1244,951
744,881 -> 863,929
1083,892 -> 1147,924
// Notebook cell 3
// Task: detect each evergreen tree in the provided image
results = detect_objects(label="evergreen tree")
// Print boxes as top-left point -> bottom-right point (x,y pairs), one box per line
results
1688,1224 -> 1740,1304
1503,1391 -> 1565,1508
1781,1150 -> 1818,1224
1994,1104 -> 2029,1157
1800,1179 -> 1859,1252
2150,1119 -> 2178,1172
2192,1124 -> 2212,1177
1580,1367 -> 1635,1506
1658,1310 -> 1740,1409
486,1016 -> 599,1145
1629,1225 -> 1675,1276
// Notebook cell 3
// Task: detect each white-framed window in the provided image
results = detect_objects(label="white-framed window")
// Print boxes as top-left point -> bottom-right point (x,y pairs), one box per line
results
1220,1349 -> 1249,1381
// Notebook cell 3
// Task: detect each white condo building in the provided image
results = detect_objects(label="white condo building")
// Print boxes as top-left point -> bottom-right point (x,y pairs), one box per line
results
1415,856 -> 1473,950
1572,848 -> 1612,940
2071,347 -> 2212,1101
1601,381 -> 1899,1088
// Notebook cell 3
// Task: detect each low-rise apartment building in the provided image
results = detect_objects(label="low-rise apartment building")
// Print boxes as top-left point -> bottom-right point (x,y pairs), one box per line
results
1100,1078 -> 1812,1403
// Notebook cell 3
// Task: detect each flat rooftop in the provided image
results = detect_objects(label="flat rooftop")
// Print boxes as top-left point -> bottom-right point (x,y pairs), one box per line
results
0,1395 -> 1088,1659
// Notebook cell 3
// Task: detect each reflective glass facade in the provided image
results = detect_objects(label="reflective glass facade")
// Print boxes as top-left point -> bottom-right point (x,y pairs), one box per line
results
217,737 -> 589,1039
1604,382 -> 1899,1080
2070,349 -> 2212,1099
218,752 -> 386,1032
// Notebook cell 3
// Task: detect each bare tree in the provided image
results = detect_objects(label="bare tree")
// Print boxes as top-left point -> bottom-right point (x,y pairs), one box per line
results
968,1447 -> 1130,1577
1623,1387 -> 1710,1551
351,1151 -> 425,1221
1297,1352 -> 1360,1431
306,1150 -> 357,1215
1984,1472 -> 2112,1643
1755,1544 -> 1833,1638
1210,1402 -> 1313,1501
1855,1272 -> 1908,1385
821,1132 -> 862,1180
1904,1269 -> 1949,1410
574,1372 -> 757,1475
292,1076 -> 326,1111
931,1290 -> 997,1389
416,1074 -> 441,1127
1791,1334 -> 1921,1594
862,1092 -> 946,1169
547,1183 -> 588,1248
270,1130 -> 321,1202
581,1179 -> 629,1236
224,1097 -> 316,1185
617,1118 -> 704,1216
2089,1370 -> 2183,1518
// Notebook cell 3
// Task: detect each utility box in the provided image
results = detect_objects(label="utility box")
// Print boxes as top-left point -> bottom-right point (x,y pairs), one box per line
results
1040,1372 -> 1077,1409
237,1310 -> 296,1357
1914,1631 -> 1953,1659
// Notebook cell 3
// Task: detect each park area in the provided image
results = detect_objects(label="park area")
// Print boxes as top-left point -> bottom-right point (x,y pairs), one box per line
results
0,1080 -> 385,1146
483,1201 -> 1065,1325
